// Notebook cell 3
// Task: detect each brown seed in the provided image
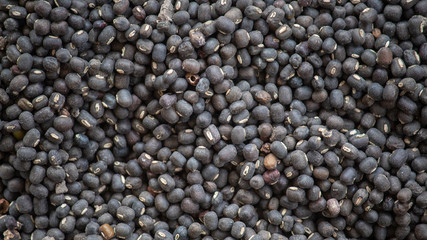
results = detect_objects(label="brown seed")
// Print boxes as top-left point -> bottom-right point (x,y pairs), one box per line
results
0,199 -> 9,214
263,169 -> 281,185
377,47 -> 393,67
59,108 -> 71,117
12,130 -> 25,140
261,143 -> 271,154
255,90 -> 272,104
17,98 -> 33,111
11,65 -> 23,75
372,28 -> 381,38
147,186 -> 160,195
298,0 -> 312,7
323,198 -> 340,218
99,224 -> 115,240
185,73 -> 200,86
264,153 -> 278,170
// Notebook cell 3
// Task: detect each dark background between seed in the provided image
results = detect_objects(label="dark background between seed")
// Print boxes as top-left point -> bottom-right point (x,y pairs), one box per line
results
0,0 -> 427,239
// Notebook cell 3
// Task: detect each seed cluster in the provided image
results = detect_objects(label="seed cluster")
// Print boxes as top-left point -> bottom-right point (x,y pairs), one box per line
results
0,0 -> 427,239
